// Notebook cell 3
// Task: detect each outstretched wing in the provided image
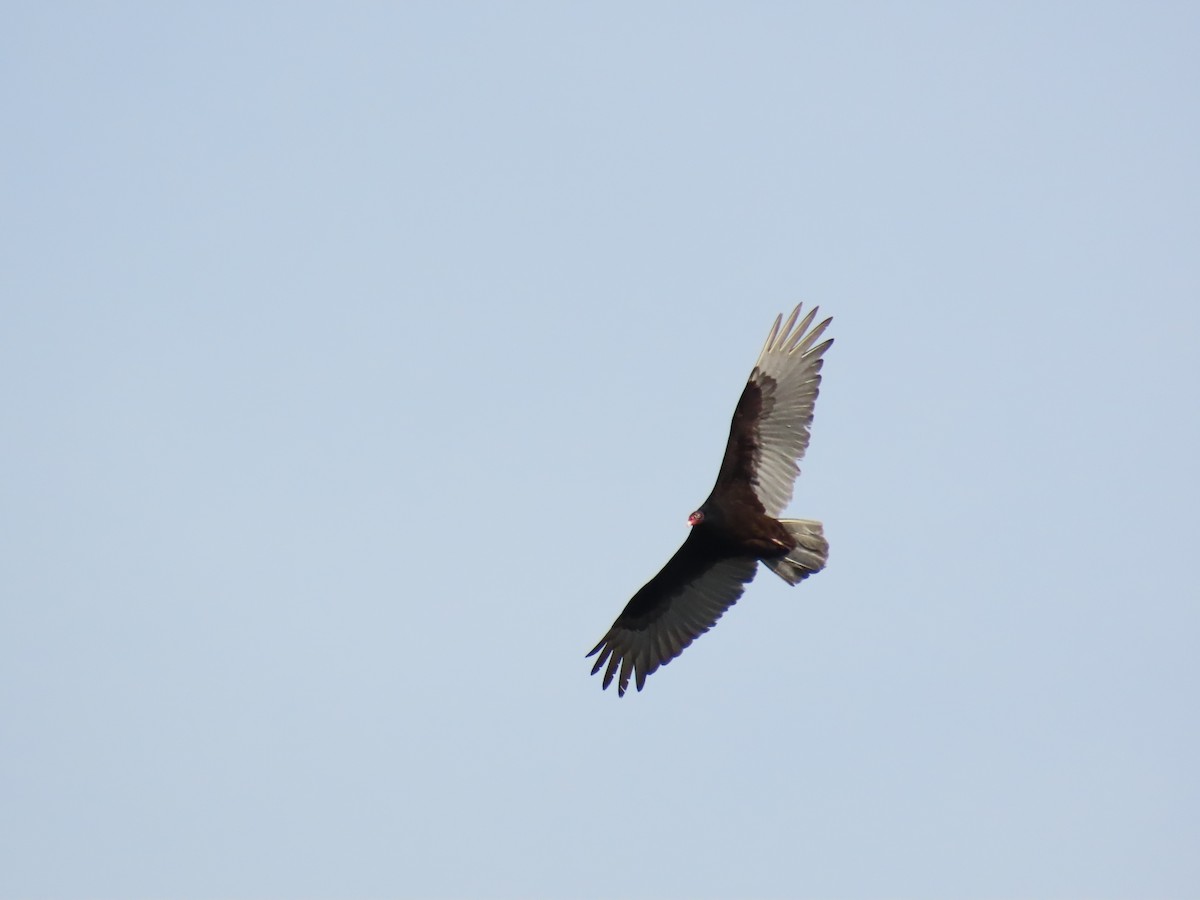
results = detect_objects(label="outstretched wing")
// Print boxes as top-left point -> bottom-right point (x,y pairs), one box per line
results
713,304 -> 833,517
587,532 -> 759,696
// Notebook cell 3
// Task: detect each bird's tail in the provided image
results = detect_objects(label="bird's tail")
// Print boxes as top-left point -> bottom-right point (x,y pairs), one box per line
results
764,518 -> 828,585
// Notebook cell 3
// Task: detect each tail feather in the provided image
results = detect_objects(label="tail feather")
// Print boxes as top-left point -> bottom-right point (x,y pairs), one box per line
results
765,518 -> 828,585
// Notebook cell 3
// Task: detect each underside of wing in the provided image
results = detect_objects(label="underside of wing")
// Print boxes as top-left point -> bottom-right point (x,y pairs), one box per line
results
715,304 -> 833,517
587,533 -> 758,696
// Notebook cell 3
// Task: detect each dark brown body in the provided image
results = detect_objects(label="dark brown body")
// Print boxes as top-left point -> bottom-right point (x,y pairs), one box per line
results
692,378 -> 799,555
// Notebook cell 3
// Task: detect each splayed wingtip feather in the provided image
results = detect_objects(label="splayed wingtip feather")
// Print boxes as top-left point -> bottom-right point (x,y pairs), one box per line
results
782,306 -> 819,353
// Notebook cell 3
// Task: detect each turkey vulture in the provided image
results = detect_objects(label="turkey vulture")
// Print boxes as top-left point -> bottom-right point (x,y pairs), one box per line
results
587,304 -> 833,695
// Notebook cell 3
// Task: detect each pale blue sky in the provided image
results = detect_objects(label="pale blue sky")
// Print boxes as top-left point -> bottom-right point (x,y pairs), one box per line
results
3,4 -> 1199,898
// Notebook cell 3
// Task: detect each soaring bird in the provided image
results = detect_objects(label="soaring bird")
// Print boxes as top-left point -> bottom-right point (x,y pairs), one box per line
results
588,304 -> 833,695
